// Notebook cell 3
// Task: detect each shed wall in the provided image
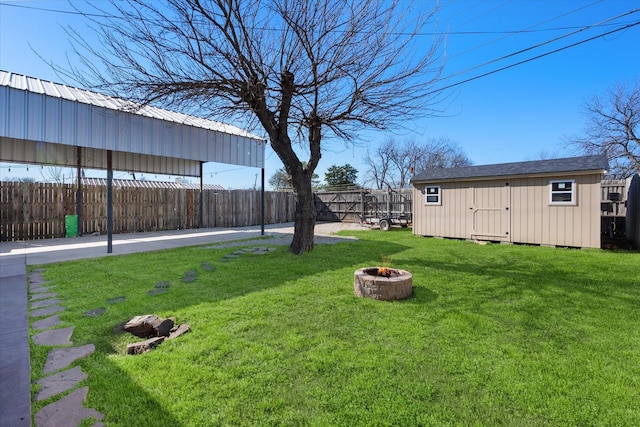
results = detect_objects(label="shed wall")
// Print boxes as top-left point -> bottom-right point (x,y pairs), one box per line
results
413,173 -> 602,248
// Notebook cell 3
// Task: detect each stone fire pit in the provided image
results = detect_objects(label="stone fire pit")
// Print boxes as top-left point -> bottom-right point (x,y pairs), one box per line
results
354,267 -> 413,300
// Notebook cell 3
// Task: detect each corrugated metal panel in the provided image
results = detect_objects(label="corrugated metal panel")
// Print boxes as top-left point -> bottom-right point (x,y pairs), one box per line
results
0,138 -> 202,176
0,70 -> 265,169
80,178 -> 225,190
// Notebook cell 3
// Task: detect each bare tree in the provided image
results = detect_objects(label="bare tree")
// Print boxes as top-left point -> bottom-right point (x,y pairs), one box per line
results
365,137 -> 471,189
416,137 -> 471,171
389,138 -> 425,189
63,0 -> 443,253
570,79 -> 640,178
40,166 -> 65,184
364,139 -> 395,190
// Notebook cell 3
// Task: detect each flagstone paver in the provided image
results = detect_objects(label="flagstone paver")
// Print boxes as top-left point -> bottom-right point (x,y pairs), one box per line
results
30,292 -> 58,301
30,305 -> 65,318
34,366 -> 88,401
30,298 -> 63,309
83,307 -> 106,317
43,344 -> 95,374
32,326 -> 75,346
32,314 -> 64,331
29,286 -> 56,294
34,386 -> 104,427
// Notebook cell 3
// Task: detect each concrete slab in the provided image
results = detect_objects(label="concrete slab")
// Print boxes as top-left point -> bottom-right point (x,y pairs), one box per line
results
32,314 -> 64,331
30,298 -> 63,309
30,305 -> 65,318
0,260 -> 31,427
32,326 -> 75,346
35,366 -> 88,401
34,386 -> 104,427
43,344 -> 95,374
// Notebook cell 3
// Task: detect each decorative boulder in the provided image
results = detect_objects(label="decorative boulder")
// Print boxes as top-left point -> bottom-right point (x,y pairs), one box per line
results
124,314 -> 174,338
126,337 -> 165,355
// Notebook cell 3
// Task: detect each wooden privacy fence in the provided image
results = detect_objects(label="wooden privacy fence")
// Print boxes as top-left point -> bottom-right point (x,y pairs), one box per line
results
315,189 -> 413,223
0,181 -> 296,241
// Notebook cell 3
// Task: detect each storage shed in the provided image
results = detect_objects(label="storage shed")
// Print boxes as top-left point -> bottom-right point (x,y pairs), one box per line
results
410,155 -> 609,248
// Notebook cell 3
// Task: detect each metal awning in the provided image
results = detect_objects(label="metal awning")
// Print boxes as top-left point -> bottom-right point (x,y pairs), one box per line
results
0,70 -> 265,176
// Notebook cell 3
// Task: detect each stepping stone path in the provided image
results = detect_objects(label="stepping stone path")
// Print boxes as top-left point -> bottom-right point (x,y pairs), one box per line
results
219,246 -> 277,262
28,269 -> 104,427
83,307 -> 106,317
181,270 -> 198,282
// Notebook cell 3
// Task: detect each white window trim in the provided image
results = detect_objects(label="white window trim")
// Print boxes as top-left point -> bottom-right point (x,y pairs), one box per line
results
549,179 -> 576,205
425,185 -> 441,205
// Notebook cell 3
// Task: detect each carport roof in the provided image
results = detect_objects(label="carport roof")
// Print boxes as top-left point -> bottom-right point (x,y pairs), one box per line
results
410,155 -> 609,183
0,70 -> 265,176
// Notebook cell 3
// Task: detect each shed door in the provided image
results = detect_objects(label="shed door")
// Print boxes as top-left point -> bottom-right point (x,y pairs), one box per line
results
469,182 -> 511,241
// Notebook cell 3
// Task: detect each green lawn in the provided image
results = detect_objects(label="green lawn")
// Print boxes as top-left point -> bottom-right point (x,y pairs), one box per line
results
30,229 -> 640,426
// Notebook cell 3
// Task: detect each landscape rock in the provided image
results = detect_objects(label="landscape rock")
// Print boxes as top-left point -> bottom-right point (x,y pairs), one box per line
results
124,314 -> 174,338
126,337 -> 165,355
168,324 -> 191,339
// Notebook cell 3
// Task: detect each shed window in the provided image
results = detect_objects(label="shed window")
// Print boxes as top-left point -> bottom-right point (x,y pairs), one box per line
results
425,186 -> 441,205
549,180 -> 576,205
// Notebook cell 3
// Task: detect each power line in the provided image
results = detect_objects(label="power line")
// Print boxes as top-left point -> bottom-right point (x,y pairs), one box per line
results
444,9 -> 640,80
427,20 -> 640,97
0,1 -> 632,36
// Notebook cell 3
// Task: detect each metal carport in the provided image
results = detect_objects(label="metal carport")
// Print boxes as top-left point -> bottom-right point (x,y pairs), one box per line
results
0,70 -> 266,252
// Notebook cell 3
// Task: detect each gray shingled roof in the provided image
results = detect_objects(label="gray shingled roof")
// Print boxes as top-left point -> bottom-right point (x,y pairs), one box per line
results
410,155 -> 609,183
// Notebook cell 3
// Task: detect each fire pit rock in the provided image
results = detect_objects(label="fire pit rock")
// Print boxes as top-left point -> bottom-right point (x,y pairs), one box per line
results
354,267 -> 413,301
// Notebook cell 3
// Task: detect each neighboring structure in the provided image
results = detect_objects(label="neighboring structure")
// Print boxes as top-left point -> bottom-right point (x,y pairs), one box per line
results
626,174 -> 640,248
410,155 -> 609,248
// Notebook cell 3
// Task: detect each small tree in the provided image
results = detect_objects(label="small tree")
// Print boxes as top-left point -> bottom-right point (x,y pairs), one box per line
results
64,0 -> 443,253
324,164 -> 359,191
270,165 -> 319,190
570,79 -> 640,178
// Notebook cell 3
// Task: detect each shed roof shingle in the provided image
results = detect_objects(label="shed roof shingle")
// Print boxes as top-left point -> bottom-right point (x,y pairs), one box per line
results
410,155 -> 608,183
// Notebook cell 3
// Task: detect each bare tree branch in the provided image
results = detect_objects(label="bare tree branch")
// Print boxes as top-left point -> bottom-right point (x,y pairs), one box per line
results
570,78 -> 640,178
57,0 -> 444,253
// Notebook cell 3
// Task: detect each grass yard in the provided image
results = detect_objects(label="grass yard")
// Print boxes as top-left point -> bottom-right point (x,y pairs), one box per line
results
29,229 -> 640,426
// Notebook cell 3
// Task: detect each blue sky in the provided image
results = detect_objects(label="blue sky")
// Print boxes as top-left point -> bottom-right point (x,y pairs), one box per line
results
1,0 -> 639,188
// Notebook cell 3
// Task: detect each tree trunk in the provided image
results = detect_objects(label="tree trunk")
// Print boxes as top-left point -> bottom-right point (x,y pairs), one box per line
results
290,175 -> 316,254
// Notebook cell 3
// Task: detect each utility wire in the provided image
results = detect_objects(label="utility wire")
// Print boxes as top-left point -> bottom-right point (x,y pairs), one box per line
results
445,9 -> 640,80
0,1 -> 630,36
447,0 -> 604,59
427,20 -> 640,97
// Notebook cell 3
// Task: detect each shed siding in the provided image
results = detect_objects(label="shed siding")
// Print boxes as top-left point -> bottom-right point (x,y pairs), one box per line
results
413,181 -> 470,239
509,174 -> 600,248
413,173 -> 602,248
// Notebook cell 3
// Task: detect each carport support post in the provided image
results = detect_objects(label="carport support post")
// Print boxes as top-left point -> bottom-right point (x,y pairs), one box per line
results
107,150 -> 113,253
76,147 -> 83,236
261,167 -> 265,235
199,162 -> 204,228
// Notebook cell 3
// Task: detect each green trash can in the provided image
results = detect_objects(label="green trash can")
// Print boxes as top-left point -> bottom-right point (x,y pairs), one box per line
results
65,215 -> 78,238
